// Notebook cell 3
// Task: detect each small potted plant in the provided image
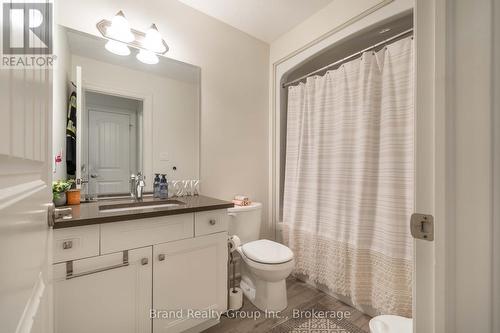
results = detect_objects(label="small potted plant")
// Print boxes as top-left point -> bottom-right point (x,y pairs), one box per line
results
52,179 -> 74,207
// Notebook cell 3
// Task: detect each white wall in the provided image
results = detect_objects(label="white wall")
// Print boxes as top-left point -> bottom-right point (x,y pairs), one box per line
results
71,54 -> 199,182
57,0 -> 270,235
452,1 -> 494,332
52,25 -> 71,181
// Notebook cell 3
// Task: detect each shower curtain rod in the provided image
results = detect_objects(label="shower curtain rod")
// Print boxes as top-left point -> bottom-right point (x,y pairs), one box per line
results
282,28 -> 414,88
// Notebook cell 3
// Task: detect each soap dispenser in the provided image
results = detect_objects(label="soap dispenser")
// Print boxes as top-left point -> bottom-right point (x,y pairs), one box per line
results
153,174 -> 161,198
159,174 -> 168,199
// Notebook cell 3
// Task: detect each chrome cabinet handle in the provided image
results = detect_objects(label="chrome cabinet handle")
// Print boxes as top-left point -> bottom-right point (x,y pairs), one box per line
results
62,240 -> 73,250
158,254 -> 166,261
66,250 -> 129,280
209,219 -> 216,226
141,258 -> 149,265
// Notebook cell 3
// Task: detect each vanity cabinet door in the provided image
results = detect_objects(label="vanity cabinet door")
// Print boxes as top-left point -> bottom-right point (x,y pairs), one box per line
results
153,232 -> 228,333
53,247 -> 152,333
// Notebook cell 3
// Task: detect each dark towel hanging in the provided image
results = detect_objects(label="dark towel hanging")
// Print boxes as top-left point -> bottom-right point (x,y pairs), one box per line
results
66,90 -> 77,177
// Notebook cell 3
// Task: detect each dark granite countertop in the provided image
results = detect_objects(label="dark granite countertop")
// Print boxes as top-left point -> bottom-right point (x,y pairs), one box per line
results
54,195 -> 234,229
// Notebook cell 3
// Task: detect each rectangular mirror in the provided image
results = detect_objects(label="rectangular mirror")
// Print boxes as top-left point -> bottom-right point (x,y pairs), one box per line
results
53,25 -> 200,198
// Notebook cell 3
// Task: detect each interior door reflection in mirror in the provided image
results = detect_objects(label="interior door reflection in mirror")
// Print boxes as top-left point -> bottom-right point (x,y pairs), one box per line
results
53,26 -> 200,199
85,92 -> 143,195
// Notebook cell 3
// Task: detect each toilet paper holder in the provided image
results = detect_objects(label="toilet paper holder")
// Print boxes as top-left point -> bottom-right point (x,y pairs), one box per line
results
227,236 -> 243,311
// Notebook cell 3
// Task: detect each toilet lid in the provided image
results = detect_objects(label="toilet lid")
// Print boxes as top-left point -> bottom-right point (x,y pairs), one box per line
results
369,315 -> 412,333
242,239 -> 294,264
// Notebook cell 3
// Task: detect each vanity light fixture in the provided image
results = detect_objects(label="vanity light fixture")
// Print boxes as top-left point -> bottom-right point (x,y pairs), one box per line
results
136,49 -> 159,65
97,11 -> 169,65
107,11 -> 134,43
144,24 -> 167,54
105,40 -> 131,56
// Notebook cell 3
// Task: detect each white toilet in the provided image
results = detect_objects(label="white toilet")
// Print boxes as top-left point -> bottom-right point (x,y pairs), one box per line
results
369,315 -> 413,333
228,202 -> 295,311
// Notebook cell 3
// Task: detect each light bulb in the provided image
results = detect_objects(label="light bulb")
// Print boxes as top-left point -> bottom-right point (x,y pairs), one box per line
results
107,10 -> 134,43
105,40 -> 130,56
136,49 -> 159,65
144,24 -> 166,53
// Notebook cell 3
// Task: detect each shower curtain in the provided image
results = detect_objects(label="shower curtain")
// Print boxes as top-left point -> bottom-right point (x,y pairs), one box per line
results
283,37 -> 413,317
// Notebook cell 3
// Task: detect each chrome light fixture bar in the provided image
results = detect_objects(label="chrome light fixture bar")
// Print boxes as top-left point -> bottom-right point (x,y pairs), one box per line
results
96,17 -> 169,55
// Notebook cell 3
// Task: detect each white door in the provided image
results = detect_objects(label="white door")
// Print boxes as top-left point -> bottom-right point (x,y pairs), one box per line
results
0,4 -> 53,333
89,109 -> 131,194
53,247 -> 152,333
153,233 -> 227,333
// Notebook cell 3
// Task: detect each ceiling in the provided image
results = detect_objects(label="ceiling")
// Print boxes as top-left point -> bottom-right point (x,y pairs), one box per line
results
176,0 -> 334,43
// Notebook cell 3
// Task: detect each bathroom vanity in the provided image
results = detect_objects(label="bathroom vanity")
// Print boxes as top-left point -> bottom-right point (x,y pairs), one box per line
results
52,195 -> 233,333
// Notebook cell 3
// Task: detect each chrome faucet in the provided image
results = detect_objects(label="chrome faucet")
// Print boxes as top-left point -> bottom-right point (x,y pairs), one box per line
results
130,172 -> 146,201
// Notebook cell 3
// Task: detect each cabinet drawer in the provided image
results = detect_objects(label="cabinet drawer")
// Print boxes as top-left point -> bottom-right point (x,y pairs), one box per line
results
53,225 -> 100,263
100,214 -> 194,254
194,209 -> 228,236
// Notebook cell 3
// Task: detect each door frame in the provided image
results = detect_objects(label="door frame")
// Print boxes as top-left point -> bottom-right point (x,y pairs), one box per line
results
80,82 -> 153,191
413,0 -> 450,331
494,2 -> 500,332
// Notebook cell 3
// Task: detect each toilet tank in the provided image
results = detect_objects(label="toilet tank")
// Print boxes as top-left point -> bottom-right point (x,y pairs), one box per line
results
227,202 -> 262,244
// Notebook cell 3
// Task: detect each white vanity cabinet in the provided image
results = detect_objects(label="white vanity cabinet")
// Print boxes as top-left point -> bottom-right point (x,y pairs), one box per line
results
52,209 -> 228,333
153,232 -> 228,333
53,247 -> 153,333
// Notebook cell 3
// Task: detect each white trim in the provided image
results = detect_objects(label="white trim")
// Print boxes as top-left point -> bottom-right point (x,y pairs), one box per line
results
413,0 -> 443,330
493,0 -> 500,331
194,69 -> 201,192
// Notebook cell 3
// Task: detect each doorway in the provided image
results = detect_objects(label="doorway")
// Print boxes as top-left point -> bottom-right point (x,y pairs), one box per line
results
84,91 -> 143,195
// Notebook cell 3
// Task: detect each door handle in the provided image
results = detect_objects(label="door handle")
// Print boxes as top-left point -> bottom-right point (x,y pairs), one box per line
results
158,254 -> 166,261
47,203 -> 73,227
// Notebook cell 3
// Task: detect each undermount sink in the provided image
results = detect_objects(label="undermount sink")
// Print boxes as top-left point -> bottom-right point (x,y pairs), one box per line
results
98,194 -> 153,201
99,199 -> 186,213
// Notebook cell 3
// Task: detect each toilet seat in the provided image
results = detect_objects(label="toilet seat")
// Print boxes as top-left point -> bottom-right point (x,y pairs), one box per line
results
241,239 -> 293,264
369,315 -> 412,333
